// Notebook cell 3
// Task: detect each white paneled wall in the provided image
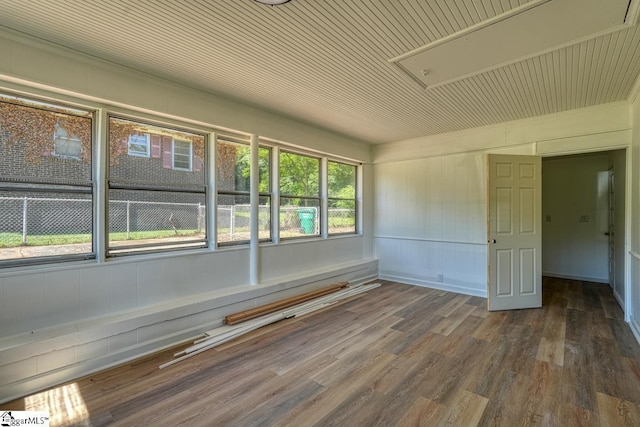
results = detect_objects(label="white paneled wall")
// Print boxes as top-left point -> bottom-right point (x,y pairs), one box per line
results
0,31 -> 376,403
374,102 -> 633,299
374,154 -> 488,295
260,238 -> 369,283
631,95 -> 640,342
1,250 -> 248,338
612,149 -> 627,305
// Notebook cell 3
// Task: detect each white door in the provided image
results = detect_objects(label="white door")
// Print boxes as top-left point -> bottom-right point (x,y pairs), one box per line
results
487,154 -> 542,311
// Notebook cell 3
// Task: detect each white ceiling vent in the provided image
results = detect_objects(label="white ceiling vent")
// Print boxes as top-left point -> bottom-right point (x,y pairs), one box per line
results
392,0 -> 633,89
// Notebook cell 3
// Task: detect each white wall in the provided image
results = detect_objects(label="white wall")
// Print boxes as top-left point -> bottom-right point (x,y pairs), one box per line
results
541,153 -> 611,283
0,30 -> 376,402
374,102 -> 632,297
630,92 -> 640,343
374,153 -> 491,296
612,149 -> 627,304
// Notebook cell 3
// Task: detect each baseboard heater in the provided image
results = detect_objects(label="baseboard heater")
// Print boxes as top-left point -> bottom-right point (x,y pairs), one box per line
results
159,281 -> 381,369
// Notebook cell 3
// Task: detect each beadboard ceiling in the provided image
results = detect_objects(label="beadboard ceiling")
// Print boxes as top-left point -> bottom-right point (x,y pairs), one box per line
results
0,0 -> 639,144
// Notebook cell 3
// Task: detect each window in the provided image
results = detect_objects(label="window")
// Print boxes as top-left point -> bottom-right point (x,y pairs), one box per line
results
108,117 -> 207,255
54,135 -> 83,158
53,123 -> 82,159
328,161 -> 357,235
216,138 -> 271,245
127,133 -> 150,157
173,139 -> 192,171
0,94 -> 94,266
279,151 -> 320,239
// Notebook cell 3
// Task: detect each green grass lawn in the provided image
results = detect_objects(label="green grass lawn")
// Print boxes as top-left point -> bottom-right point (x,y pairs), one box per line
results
0,218 -> 352,248
0,229 -> 202,247
0,232 -> 92,247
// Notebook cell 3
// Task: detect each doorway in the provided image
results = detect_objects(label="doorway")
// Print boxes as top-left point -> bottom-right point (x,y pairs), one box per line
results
541,149 -> 626,309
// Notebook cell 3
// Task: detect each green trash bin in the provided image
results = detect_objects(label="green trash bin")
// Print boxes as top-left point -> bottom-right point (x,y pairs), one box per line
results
297,208 -> 315,234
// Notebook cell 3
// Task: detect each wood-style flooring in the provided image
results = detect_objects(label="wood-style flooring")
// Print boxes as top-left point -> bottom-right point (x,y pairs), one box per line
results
3,277 -> 640,426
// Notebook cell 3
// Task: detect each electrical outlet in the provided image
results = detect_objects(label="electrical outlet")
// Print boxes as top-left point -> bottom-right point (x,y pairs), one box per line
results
545,214 -> 551,222
437,274 -> 444,282
579,215 -> 590,222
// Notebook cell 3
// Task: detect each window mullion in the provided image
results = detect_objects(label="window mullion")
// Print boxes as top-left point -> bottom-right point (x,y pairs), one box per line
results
272,146 -> 280,244
250,134 -> 259,285
321,157 -> 328,238
96,108 -> 108,262
357,163 -> 362,235
208,131 -> 217,250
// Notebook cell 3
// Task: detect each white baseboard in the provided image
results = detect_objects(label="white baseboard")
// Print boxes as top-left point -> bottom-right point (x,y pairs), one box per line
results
542,271 -> 608,284
613,290 -> 625,312
0,258 -> 378,404
378,273 -> 486,298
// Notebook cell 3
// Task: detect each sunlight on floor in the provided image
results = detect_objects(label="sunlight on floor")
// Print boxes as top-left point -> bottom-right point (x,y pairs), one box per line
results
25,383 -> 89,427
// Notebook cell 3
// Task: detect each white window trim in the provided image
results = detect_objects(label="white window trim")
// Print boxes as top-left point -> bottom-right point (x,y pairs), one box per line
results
172,139 -> 192,171
127,133 -> 150,157
215,140 -> 274,246
0,92 -> 95,268
327,161 -> 358,236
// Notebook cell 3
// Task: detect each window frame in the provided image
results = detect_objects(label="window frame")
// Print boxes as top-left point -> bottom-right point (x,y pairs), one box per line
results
0,88 -> 364,268
0,93 -> 96,268
172,139 -> 192,171
106,115 -> 208,257
127,133 -> 151,158
278,149 -> 322,240
216,137 -> 272,246
53,133 -> 83,160
326,160 -> 358,236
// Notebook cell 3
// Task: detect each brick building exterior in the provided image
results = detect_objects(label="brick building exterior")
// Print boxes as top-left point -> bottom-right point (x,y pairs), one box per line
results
0,100 -> 210,237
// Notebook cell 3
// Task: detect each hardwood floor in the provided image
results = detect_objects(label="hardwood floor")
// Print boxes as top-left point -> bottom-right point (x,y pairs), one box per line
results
3,277 -> 640,426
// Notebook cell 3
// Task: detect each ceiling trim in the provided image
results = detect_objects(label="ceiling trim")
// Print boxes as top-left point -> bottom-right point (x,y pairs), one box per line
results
625,0 -> 640,24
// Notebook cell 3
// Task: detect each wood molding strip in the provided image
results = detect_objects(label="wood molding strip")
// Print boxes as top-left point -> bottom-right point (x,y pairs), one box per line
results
223,282 -> 348,325
160,283 -> 380,369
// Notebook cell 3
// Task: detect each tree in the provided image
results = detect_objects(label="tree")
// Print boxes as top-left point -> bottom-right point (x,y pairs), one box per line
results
234,145 -> 271,193
328,161 -> 355,198
279,152 -> 319,199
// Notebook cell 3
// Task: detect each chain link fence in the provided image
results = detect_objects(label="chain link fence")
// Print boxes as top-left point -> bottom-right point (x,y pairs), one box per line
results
0,196 -> 355,250
279,206 -> 356,237
327,208 -> 356,234
0,195 -> 206,247
109,199 -> 205,239
0,195 -> 92,246
217,205 -> 354,241
217,204 -> 271,243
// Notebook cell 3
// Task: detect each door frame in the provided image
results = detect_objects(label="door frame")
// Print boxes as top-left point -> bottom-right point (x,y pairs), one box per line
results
538,147 -> 630,321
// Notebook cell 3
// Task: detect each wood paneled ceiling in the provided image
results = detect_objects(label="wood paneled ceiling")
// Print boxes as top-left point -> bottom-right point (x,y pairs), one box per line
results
0,0 -> 639,144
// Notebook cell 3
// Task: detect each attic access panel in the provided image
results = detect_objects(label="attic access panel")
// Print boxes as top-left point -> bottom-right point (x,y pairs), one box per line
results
392,0 -> 634,89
